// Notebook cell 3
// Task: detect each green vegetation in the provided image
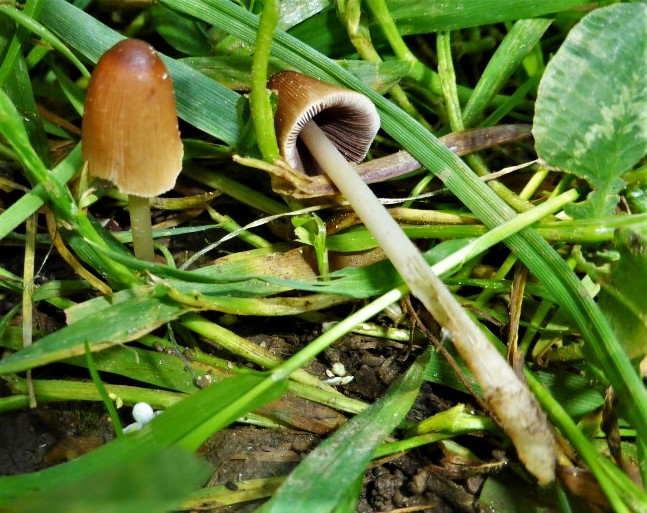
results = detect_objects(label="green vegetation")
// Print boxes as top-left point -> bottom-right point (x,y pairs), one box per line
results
0,0 -> 645,511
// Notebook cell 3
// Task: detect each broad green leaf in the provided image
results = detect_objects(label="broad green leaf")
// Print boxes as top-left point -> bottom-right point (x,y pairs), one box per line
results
150,4 -> 212,55
598,229 -> 647,362
5,448 -> 211,513
534,3 -> 647,218
259,349 -> 429,513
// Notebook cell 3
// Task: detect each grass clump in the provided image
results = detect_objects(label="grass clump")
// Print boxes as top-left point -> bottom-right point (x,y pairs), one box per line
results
0,1 -> 645,512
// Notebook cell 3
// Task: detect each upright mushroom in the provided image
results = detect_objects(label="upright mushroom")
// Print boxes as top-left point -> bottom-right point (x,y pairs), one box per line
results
268,71 -> 556,484
82,38 -> 183,262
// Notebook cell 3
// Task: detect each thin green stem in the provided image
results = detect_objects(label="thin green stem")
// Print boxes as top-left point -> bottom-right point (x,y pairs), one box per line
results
364,0 -> 444,105
85,342 -> 123,437
5,374 -> 184,410
437,30 -> 537,214
432,189 -> 579,276
436,31 -> 463,131
250,0 -> 280,161
363,0 -> 417,65
520,165 -> 551,201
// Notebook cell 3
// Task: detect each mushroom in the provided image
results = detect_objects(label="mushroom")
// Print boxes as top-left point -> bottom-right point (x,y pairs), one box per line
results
268,70 -> 428,279
268,71 -> 380,176
268,71 -> 556,484
251,123 -> 532,198
266,71 -> 531,198
82,38 -> 183,262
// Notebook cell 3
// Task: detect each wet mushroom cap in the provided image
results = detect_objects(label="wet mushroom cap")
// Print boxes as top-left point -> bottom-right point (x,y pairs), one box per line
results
82,39 -> 183,197
268,71 -> 380,175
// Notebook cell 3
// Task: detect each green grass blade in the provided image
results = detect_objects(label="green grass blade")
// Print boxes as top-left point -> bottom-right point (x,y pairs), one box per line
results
250,0 -> 280,161
290,0 -> 589,55
6,448 -> 211,513
85,342 -> 124,436
0,4 -> 90,79
388,0 -> 588,35
259,349 -> 429,513
0,289 -> 188,374
38,0 -> 241,146
0,144 -> 80,241
462,18 -> 551,127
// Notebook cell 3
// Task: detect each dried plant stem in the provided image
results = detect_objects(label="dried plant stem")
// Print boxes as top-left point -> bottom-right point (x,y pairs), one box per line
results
22,213 -> 37,409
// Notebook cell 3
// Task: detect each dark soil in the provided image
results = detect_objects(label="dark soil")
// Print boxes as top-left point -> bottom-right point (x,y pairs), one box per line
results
0,321 -> 520,512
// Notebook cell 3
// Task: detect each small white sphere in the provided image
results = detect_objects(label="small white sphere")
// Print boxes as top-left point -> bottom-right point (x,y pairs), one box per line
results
132,402 -> 155,424
331,362 -> 347,377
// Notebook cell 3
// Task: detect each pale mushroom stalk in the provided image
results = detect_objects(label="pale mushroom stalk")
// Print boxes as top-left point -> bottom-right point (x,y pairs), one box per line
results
299,121 -> 418,260
271,71 -> 556,484
128,195 -> 155,262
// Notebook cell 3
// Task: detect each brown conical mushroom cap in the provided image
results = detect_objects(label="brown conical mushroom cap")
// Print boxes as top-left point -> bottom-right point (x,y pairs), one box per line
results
82,39 -> 183,197
268,71 -> 380,175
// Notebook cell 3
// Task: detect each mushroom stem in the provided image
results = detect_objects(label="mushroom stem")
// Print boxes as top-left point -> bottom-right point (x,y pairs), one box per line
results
298,119 -> 556,484
299,120 -> 416,265
128,194 -> 156,262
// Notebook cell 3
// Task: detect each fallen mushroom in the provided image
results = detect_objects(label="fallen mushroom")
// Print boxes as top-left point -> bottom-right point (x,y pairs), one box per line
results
250,123 -> 532,199
82,39 -> 184,262
268,71 -> 556,484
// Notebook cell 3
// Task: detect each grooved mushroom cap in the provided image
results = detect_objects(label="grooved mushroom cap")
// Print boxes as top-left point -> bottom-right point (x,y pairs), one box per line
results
82,39 -> 183,197
268,71 -> 380,175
